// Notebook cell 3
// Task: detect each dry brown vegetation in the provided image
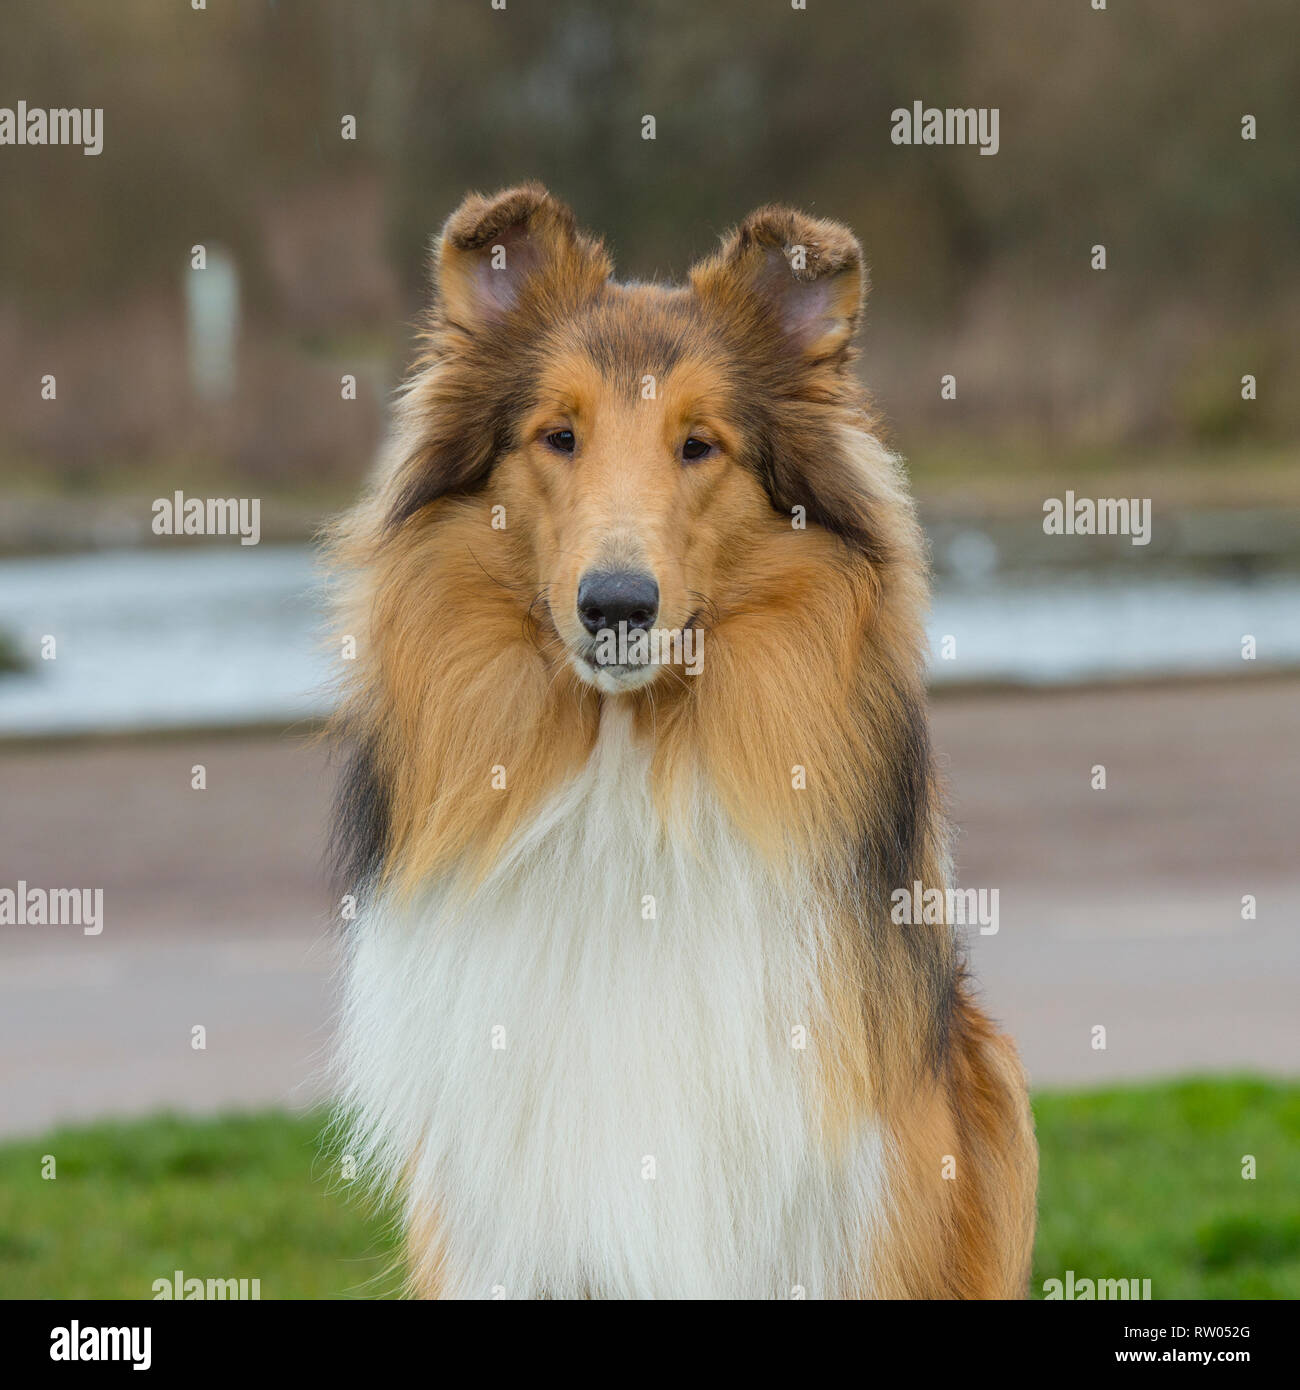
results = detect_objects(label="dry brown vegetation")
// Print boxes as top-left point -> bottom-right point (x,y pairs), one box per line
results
0,0 -> 1295,497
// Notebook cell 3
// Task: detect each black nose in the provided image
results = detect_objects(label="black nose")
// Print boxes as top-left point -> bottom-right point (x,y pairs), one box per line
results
577,569 -> 660,636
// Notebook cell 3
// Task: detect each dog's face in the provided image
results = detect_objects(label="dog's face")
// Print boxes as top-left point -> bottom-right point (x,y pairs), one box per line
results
508,309 -> 772,693
389,184 -> 883,694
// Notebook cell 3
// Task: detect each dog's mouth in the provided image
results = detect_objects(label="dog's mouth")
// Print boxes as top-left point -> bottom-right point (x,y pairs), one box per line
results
573,660 -> 658,695
564,611 -> 703,695
569,642 -> 661,694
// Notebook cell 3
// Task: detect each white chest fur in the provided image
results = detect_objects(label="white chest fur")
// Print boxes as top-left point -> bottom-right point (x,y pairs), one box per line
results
337,707 -> 887,1298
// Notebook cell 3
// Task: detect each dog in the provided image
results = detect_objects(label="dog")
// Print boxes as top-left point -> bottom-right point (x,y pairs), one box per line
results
327,183 -> 1037,1299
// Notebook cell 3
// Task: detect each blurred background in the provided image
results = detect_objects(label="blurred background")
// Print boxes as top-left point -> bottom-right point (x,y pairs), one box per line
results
0,0 -> 1296,1298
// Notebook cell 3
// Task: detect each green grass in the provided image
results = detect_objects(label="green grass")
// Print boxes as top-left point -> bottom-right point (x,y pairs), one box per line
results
1032,1077 -> 1300,1299
0,1112 -> 402,1300
0,1078 -> 1295,1298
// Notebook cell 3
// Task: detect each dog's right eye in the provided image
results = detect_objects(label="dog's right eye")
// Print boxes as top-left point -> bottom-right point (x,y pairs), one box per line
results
546,430 -> 576,453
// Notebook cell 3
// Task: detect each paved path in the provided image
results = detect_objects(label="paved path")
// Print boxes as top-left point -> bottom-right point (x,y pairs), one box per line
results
1,680 -> 1296,1137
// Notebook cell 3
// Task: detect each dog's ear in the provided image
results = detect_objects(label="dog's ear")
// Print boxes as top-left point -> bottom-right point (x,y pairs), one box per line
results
434,182 -> 611,330
692,207 -> 885,559
690,205 -> 866,364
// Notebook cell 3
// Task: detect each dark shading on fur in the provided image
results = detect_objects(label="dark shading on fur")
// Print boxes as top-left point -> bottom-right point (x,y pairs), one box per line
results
849,674 -> 957,1072
867,678 -> 936,903
752,431 -> 889,562
388,411 -> 520,528
575,296 -> 695,396
330,736 -> 390,895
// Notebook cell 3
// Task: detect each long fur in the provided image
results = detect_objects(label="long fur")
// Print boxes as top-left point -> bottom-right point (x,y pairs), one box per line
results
328,183 -> 1037,1299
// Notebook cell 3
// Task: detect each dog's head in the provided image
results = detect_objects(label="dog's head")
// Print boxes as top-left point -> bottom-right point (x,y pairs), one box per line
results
386,182 -> 891,694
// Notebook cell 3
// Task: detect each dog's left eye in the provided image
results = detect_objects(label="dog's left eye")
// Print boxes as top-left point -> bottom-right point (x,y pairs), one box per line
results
681,437 -> 712,462
546,430 -> 576,453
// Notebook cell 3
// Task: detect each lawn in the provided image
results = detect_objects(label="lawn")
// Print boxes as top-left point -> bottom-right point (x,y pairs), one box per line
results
0,1078 -> 1295,1299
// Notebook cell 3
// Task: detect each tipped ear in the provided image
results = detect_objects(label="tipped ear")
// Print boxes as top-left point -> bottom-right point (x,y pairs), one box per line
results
434,182 -> 611,329
691,205 -> 866,362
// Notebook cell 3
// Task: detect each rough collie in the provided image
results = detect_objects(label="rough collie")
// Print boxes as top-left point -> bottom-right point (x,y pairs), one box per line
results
328,183 -> 1037,1299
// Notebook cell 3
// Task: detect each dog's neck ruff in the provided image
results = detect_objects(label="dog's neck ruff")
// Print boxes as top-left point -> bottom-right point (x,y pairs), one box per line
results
338,703 -> 887,1298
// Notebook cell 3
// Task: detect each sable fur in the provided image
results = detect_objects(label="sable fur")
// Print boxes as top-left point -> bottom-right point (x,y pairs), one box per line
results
328,183 -> 1037,1298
